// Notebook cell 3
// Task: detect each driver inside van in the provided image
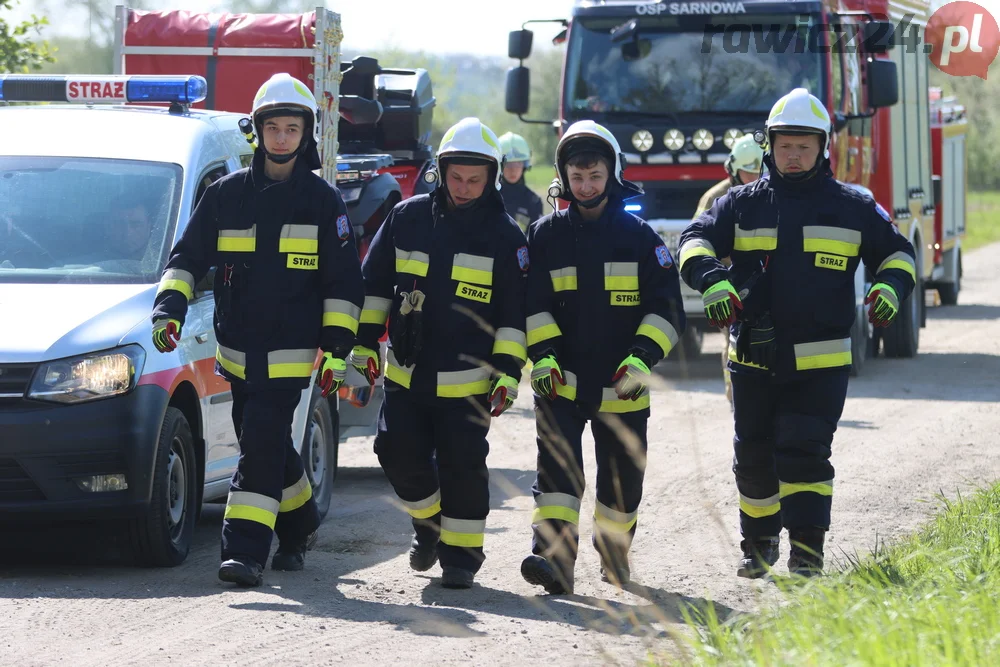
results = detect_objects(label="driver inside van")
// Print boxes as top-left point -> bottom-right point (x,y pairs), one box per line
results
106,197 -> 154,263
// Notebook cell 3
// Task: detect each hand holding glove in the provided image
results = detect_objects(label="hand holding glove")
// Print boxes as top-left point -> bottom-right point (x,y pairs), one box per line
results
735,314 -> 776,369
703,280 -> 743,328
612,353 -> 651,401
152,319 -> 182,353
348,345 -> 381,385
318,353 -> 347,397
864,282 -> 899,327
488,374 -> 519,417
530,355 -> 566,400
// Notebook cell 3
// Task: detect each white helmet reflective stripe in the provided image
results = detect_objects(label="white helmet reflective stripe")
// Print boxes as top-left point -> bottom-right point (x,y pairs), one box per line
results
252,73 -> 320,144
436,117 -> 505,190
765,87 -> 832,158
554,120 -> 626,187
725,133 -> 766,178
498,132 -> 532,167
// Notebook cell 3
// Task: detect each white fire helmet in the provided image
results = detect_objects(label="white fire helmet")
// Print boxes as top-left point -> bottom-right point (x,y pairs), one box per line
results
436,117 -> 505,190
764,87 -> 832,159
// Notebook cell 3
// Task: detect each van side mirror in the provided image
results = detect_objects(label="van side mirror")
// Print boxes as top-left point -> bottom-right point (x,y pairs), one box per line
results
505,66 -> 531,115
868,58 -> 898,108
508,29 -> 534,60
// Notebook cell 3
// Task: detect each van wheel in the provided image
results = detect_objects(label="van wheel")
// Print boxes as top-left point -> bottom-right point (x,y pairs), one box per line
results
849,308 -> 869,377
303,386 -> 338,521
127,407 -> 197,567
938,251 -> 961,306
884,251 -> 922,358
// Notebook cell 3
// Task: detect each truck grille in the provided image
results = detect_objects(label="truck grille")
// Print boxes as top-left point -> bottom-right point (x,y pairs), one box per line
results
0,459 -> 44,502
0,364 -> 35,400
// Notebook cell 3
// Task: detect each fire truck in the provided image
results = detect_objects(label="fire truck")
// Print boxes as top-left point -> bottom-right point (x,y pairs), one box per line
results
506,0 -> 966,373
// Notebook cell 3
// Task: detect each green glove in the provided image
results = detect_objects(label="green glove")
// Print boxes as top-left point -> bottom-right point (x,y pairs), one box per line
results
488,374 -> 519,417
703,280 -> 743,328
530,355 -> 566,400
318,353 -> 347,397
864,282 -> 899,327
612,354 -> 651,401
348,345 -> 381,385
152,318 -> 182,353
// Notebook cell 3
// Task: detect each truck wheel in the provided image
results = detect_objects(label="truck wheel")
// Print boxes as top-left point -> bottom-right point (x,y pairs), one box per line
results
674,326 -> 704,362
127,407 -> 197,567
883,253 -> 922,358
303,385 -> 338,521
849,307 -> 869,377
938,251 -> 961,306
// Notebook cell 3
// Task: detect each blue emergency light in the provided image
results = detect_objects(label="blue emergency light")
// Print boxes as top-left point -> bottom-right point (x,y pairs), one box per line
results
624,203 -> 642,212
0,75 -> 207,105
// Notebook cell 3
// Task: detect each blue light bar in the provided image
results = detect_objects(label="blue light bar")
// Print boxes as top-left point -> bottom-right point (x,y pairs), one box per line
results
624,204 -> 642,212
0,74 -> 207,105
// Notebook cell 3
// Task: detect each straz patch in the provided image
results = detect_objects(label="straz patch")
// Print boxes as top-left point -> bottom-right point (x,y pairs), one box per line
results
287,254 -> 319,270
815,253 -> 848,271
655,244 -> 673,268
611,291 -> 642,306
336,214 -> 351,240
874,202 -> 892,222
456,282 -> 492,303
517,246 -> 530,272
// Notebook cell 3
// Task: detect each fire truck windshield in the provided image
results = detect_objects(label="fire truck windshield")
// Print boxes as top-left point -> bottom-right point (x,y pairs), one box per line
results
565,15 -> 825,117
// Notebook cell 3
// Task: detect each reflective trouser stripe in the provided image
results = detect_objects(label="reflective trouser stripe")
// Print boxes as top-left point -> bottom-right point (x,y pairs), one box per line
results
599,387 -> 650,413
279,224 -> 319,254
217,345 -> 247,379
385,350 -> 412,388
451,253 -> 494,286
780,480 -> 833,499
440,516 -> 486,548
492,327 -> 527,362
604,262 -> 639,291
739,493 -> 781,518
594,501 -> 638,533
636,313 -> 680,358
279,474 -> 313,513
399,490 -> 442,520
550,266 -> 578,292
878,250 -> 917,282
268,348 -> 318,379
803,225 -> 861,256
437,368 -> 492,398
526,311 -> 561,347
360,295 -> 392,325
224,491 -> 279,529
157,268 -> 195,300
218,225 -> 257,252
532,492 -> 581,525
679,238 -> 717,270
323,298 -> 361,333
395,248 -> 430,276
734,226 -> 778,251
794,338 -> 851,371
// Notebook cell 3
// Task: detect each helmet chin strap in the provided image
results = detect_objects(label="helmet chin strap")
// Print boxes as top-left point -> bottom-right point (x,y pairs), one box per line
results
576,190 -> 608,209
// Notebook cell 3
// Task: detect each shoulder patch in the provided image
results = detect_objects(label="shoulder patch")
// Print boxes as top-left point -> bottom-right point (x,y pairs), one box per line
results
517,245 -> 530,272
874,202 -> 892,222
336,214 -> 350,240
655,244 -> 673,268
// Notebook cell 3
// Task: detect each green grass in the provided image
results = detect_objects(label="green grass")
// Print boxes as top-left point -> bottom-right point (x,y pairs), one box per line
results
524,165 -> 557,202
679,483 -> 1000,666
967,191 -> 1000,250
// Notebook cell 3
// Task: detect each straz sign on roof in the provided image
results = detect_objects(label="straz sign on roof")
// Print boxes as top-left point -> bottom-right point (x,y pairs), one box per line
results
636,2 -> 748,14
66,78 -> 128,103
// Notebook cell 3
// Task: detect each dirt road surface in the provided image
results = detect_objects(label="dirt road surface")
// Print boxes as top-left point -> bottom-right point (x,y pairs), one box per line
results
3,244 -> 998,666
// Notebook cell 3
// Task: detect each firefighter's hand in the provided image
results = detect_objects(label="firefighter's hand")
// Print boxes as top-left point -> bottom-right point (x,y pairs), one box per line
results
348,345 -> 381,385
318,353 -> 347,397
152,319 -> 182,353
735,316 -> 776,368
612,354 -> 651,401
865,282 -> 899,328
702,280 -> 743,328
530,355 -> 566,400
488,374 -> 519,417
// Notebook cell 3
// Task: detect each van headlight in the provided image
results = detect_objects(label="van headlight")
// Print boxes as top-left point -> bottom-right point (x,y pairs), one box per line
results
27,345 -> 145,404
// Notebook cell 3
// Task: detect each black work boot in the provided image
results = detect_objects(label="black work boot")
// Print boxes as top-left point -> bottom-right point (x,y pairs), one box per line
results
736,537 -> 780,579
788,528 -> 825,577
219,556 -> 264,587
600,559 -> 631,587
440,566 -> 475,589
521,554 -> 574,595
271,531 -> 318,571
409,516 -> 440,572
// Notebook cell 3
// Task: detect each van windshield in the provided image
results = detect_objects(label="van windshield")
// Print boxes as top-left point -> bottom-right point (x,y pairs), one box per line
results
0,156 -> 182,284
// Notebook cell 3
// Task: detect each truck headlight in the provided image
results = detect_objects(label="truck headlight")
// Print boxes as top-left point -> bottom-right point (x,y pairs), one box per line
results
723,128 -> 742,149
692,129 -> 715,151
663,129 -> 685,151
27,345 -> 145,404
631,129 -> 654,152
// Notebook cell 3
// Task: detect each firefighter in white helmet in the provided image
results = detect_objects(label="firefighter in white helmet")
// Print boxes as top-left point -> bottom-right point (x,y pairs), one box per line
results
520,120 -> 685,594
679,88 -> 917,579
498,131 -> 544,234
349,117 -> 527,589
152,72 -> 365,586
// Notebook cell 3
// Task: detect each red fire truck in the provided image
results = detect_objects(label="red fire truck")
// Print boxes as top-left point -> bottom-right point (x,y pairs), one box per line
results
507,0 -> 967,372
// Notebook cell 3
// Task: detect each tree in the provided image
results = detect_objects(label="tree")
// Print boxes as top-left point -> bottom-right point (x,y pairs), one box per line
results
0,0 -> 54,73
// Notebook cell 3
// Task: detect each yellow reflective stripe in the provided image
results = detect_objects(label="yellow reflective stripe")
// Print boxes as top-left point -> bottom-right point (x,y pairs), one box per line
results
550,267 -> 578,292
794,338 -> 851,371
734,226 -> 778,251
739,493 -> 781,518
555,370 -> 578,401
440,517 -> 486,548
604,261 -> 639,291
279,224 -> 318,254
636,314 -> 679,358
532,492 -> 581,524
224,491 -> 279,529
599,387 -> 650,413
877,250 -> 917,282
267,348 -> 318,379
679,238 -> 717,270
216,345 -> 247,379
594,501 -> 638,533
436,368 -> 492,398
526,312 -> 562,347
157,269 -> 195,300
803,225 -> 861,256
218,225 -> 257,252
360,295 -> 392,324
779,480 -> 833,499
451,253 -> 494,286
399,490 -> 442,519
385,350 -> 412,388
279,474 -> 313,512
323,298 -> 361,333
492,327 -> 527,362
395,248 -> 430,276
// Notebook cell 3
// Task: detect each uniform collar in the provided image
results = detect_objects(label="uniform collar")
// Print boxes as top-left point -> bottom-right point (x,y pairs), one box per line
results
763,153 -> 832,194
